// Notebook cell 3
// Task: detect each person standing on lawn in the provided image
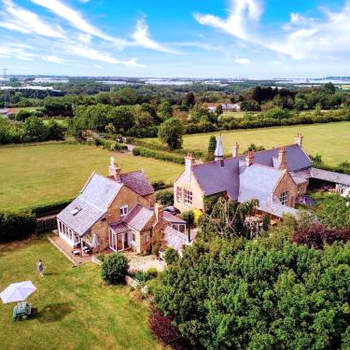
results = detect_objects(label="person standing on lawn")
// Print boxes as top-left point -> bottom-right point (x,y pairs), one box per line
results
37,259 -> 44,277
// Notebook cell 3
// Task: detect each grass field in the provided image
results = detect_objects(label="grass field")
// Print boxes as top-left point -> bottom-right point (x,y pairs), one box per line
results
146,121 -> 350,165
0,143 -> 182,211
0,237 -> 161,350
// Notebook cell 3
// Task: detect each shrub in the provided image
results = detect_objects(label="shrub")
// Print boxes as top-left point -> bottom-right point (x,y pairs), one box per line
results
132,147 -> 141,156
132,147 -> 184,164
149,306 -> 185,350
294,223 -> 350,249
164,248 -> 179,265
147,268 -> 158,278
0,211 -> 36,243
152,180 -> 167,191
156,190 -> 174,206
135,271 -> 151,285
101,253 -> 129,284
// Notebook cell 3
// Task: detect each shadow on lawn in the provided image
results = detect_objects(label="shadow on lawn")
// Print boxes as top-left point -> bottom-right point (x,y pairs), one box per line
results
35,302 -> 74,323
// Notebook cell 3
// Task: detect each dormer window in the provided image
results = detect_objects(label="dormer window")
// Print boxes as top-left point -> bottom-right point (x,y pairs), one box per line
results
120,205 -> 128,217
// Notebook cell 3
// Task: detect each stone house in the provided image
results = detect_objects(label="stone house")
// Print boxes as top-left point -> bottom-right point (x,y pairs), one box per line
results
174,133 -> 350,219
57,158 -> 187,254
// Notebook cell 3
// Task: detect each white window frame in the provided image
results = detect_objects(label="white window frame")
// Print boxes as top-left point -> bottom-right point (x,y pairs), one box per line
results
176,187 -> 182,203
120,205 -> 129,217
184,189 -> 193,205
280,191 -> 289,206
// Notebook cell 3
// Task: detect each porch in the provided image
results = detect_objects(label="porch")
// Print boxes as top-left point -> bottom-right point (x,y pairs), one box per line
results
108,224 -> 135,252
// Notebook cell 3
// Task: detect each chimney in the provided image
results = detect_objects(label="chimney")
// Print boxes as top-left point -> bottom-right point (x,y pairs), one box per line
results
109,157 -> 122,182
294,132 -> 304,147
232,141 -> 239,158
185,152 -> 195,170
278,147 -> 288,170
155,203 -> 163,224
246,151 -> 254,167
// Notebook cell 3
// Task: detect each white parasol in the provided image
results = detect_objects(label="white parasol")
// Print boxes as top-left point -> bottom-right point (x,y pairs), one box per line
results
0,281 -> 37,304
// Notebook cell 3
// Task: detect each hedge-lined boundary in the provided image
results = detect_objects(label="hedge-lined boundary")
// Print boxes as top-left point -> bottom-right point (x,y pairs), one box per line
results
133,139 -> 203,158
0,211 -> 36,243
21,198 -> 74,217
133,147 -> 185,164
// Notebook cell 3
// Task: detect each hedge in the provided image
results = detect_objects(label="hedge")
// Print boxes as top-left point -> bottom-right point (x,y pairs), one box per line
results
21,198 -> 73,217
132,147 -> 185,164
0,211 -> 36,243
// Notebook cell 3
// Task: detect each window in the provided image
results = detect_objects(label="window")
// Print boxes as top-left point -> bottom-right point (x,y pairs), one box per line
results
132,233 -> 136,242
184,189 -> 193,205
176,187 -> 182,202
120,205 -> 128,217
280,191 -> 289,206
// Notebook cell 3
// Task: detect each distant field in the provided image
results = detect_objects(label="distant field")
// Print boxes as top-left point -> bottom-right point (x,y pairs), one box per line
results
146,121 -> 350,165
0,143 -> 182,210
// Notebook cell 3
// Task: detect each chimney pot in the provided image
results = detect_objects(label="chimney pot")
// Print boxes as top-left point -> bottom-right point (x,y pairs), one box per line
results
294,132 -> 304,147
246,151 -> 254,166
233,141 -> 239,158
155,203 -> 163,224
278,146 -> 288,170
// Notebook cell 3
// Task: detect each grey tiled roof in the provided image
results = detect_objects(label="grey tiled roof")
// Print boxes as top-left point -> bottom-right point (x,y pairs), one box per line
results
57,197 -> 105,237
192,157 -> 240,198
238,163 -> 283,205
123,204 -> 154,231
311,168 -> 350,186
252,144 -> 312,171
58,173 -> 123,236
164,226 -> 188,252
121,171 -> 154,196
80,173 -> 123,210
163,211 -> 186,224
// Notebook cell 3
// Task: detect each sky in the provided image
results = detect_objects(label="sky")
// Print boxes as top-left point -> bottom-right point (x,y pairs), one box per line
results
1,0 -> 350,78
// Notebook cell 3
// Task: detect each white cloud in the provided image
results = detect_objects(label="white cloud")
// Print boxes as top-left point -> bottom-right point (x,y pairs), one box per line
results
194,0 -> 263,42
42,55 -> 65,64
67,45 -> 144,66
132,18 -> 181,54
0,0 -> 64,38
0,42 -> 35,61
194,0 -> 350,61
30,0 -> 128,46
235,58 -> 251,64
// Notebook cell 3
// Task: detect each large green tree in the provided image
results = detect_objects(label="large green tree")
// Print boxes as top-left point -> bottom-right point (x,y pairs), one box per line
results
155,239 -> 350,349
158,117 -> 184,150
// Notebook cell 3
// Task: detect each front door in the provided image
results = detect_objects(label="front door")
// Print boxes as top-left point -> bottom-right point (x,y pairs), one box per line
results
124,232 -> 129,249
109,229 -> 117,251
117,234 -> 123,251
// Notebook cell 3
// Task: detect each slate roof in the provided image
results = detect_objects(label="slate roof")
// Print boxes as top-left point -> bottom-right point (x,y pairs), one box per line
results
57,197 -> 105,237
122,204 -> 154,231
311,168 -> 350,186
192,157 -> 240,199
252,144 -> 312,171
120,171 -> 154,196
164,226 -> 188,252
163,211 -> 186,224
57,173 -> 123,236
109,222 -> 128,234
238,163 -> 283,204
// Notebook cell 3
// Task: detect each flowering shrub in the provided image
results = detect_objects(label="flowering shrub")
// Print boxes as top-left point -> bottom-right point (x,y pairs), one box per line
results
293,223 -> 350,249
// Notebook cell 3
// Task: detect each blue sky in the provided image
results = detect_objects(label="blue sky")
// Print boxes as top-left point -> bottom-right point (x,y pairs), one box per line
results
0,0 -> 350,78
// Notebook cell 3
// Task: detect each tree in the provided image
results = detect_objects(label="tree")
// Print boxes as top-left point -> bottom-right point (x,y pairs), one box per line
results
215,104 -> 223,116
155,190 -> 174,206
101,253 -> 129,284
23,117 -> 49,141
316,195 -> 350,229
158,101 -> 173,119
108,105 -> 135,134
155,238 -> 350,349
164,248 -> 179,265
265,107 -> 291,120
158,117 -> 184,150
183,92 -> 195,109
46,120 -> 66,140
207,135 -> 217,155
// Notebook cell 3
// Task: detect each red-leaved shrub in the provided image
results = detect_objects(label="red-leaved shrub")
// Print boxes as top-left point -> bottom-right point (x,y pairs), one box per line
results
293,223 -> 350,249
149,306 -> 187,349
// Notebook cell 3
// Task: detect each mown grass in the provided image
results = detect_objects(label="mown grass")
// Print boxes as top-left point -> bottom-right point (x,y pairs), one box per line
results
0,143 -> 182,211
0,237 -> 161,350
146,121 -> 350,165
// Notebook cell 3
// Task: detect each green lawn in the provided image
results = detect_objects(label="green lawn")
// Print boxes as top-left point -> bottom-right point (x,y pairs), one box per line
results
146,121 -> 350,165
0,238 -> 161,350
0,143 -> 182,211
